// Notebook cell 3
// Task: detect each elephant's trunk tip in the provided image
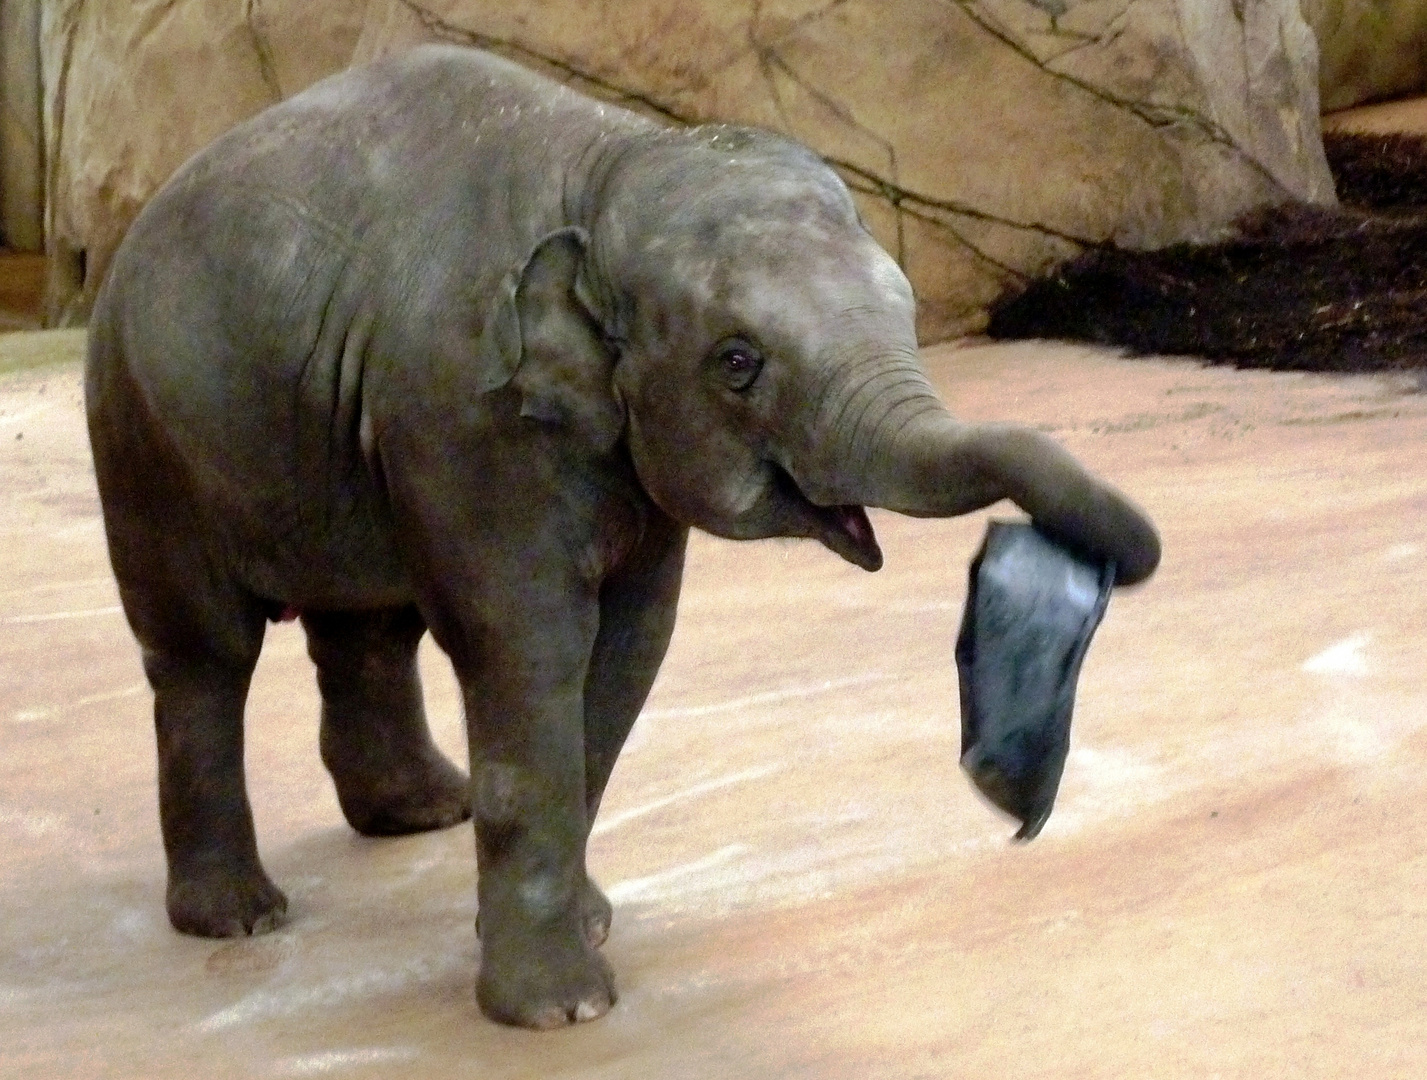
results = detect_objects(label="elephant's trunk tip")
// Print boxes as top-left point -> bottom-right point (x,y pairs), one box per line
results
1113,521 -> 1161,587
1086,498 -> 1160,587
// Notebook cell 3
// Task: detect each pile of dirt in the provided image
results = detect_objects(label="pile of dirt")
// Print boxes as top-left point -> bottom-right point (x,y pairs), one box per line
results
987,132 -> 1427,372
1325,131 -> 1427,213
0,249 -> 44,332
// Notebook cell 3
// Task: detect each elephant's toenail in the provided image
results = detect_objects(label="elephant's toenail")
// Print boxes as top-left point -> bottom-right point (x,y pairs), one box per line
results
574,1000 -> 602,1022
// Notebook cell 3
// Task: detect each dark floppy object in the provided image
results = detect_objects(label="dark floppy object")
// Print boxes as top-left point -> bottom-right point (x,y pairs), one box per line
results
956,521 -> 1114,841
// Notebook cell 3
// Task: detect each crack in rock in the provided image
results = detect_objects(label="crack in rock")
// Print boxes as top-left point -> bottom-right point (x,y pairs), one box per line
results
244,0 -> 284,101
40,0 -> 1336,342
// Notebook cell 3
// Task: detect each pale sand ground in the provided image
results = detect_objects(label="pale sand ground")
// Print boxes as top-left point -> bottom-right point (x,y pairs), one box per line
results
1,330 -> 1424,1078
1325,93 -> 1427,134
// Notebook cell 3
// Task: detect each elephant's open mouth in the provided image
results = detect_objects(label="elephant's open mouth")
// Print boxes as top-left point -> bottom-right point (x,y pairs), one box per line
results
769,464 -> 883,572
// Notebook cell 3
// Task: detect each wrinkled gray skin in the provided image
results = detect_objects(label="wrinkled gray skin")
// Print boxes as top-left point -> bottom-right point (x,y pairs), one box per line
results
86,45 -> 1159,1030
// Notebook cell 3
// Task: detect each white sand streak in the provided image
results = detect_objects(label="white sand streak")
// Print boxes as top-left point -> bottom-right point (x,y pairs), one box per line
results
8,681 -> 146,725
1302,631 -> 1373,676
0,806 -> 66,836
196,956 -> 461,1032
270,1047 -> 420,1075
639,672 -> 891,721
592,764 -> 782,836
606,844 -> 750,905
3,604 -> 123,624
0,576 -> 113,599
75,681 -> 146,707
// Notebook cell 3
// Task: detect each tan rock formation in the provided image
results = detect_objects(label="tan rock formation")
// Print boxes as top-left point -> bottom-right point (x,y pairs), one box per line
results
1,0 -> 44,253
41,0 -> 1334,338
1304,0 -> 1427,112
39,0 -> 363,323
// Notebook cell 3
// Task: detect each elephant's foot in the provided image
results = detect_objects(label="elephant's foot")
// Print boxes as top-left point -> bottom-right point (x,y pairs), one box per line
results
307,606 -> 469,836
477,930 -> 617,1029
478,877 -> 612,948
331,748 -> 472,837
167,864 -> 289,938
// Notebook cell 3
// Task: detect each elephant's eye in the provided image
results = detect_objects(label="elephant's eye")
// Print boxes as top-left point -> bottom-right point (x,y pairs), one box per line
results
715,341 -> 763,392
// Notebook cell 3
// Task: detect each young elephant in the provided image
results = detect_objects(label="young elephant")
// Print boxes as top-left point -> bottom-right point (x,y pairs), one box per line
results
86,44 -> 1159,1029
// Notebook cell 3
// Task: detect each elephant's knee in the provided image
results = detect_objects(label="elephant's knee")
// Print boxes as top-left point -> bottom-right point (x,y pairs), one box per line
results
474,762 -> 540,832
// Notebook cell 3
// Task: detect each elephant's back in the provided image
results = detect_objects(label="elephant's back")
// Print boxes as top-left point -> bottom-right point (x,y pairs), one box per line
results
98,45 -> 653,388
121,44 -> 653,265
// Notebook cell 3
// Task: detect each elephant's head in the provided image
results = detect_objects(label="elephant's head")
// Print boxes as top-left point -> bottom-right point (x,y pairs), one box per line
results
485,126 -> 1160,585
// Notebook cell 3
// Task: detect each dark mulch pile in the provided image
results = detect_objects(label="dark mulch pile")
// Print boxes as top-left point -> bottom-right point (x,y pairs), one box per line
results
986,132 -> 1427,372
1326,131 -> 1427,214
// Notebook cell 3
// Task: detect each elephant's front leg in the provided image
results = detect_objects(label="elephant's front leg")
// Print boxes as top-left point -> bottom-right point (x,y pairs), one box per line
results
452,579 -> 614,1029
578,514 -> 688,947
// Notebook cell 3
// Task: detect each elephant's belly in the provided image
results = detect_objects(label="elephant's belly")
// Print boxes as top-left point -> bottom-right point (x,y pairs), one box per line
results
236,533 -> 416,614
215,480 -> 416,614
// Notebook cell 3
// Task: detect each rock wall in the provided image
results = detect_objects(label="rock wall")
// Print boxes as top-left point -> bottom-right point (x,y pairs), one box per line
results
1,0 -> 44,252
39,0 -> 366,323
40,0 -> 1336,338
1304,0 -> 1427,112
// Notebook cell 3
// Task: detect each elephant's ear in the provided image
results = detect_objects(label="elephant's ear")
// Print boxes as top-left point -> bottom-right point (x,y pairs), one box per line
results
476,227 -> 624,453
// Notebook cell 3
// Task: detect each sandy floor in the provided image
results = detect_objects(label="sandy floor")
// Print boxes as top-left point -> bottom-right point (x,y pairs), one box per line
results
1,331 -> 1424,1077
1325,94 -> 1427,135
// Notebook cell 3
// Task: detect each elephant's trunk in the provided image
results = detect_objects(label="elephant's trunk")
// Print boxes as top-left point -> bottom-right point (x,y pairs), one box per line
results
799,361 -> 1161,585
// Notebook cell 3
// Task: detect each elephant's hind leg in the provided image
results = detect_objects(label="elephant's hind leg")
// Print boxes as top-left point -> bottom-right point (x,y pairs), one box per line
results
303,607 -> 471,836
93,410 -> 287,937
145,625 -> 288,938
110,542 -> 286,938
92,358 -> 289,930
